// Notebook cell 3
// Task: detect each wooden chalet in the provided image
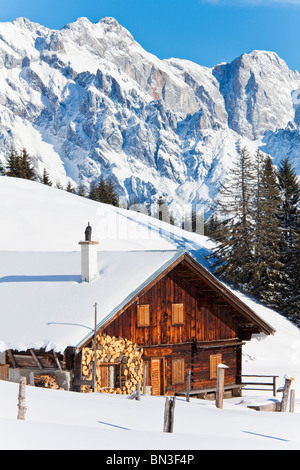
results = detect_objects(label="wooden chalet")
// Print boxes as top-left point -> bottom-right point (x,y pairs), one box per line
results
0,228 -> 275,398
75,251 -> 275,398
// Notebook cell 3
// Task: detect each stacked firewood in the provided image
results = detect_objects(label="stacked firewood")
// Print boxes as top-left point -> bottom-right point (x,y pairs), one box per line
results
34,374 -> 63,390
81,333 -> 144,394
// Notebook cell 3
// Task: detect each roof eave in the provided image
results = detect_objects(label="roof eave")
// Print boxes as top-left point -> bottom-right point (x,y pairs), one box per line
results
182,253 -> 276,336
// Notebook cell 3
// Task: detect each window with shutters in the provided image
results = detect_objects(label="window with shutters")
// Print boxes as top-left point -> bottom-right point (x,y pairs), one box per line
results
137,304 -> 150,327
209,353 -> 222,380
172,358 -> 185,384
172,303 -> 184,325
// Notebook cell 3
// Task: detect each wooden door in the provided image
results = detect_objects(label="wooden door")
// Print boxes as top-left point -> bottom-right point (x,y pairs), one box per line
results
99,366 -> 108,388
0,365 -> 9,381
151,358 -> 164,395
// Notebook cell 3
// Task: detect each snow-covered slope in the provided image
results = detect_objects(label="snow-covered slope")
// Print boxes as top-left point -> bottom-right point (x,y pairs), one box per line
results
1,378 -> 300,450
0,17 -> 299,218
0,175 -> 214,254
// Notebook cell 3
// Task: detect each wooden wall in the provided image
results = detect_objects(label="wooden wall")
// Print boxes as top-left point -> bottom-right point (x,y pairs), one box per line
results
104,264 -> 237,345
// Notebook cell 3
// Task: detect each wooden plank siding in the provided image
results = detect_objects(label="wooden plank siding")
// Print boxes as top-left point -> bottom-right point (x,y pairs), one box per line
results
104,265 -> 237,345
103,261 -> 243,395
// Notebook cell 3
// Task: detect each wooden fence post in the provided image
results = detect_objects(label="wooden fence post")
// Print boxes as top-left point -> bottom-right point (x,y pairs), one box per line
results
289,389 -> 295,413
163,397 -> 170,432
280,377 -> 294,412
169,397 -> 176,433
163,397 -> 176,433
273,376 -> 277,397
17,377 -> 27,420
29,371 -> 35,387
136,382 -> 141,401
216,364 -> 229,409
186,370 -> 191,402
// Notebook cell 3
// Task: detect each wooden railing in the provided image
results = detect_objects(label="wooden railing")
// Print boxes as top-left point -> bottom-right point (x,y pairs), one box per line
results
240,374 -> 279,397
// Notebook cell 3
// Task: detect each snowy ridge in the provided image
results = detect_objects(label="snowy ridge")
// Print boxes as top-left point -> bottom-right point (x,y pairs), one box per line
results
0,17 -> 299,218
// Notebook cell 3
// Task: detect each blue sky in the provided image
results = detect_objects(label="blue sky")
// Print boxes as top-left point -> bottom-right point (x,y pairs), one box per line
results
1,0 -> 300,71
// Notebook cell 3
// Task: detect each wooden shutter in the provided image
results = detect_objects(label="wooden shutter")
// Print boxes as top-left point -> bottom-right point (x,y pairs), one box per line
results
172,358 -> 184,384
172,303 -> 184,325
210,354 -> 222,380
100,366 -> 108,388
151,359 -> 161,395
137,304 -> 150,327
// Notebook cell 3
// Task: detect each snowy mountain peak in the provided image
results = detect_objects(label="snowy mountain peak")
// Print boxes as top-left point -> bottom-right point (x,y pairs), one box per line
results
0,17 -> 299,217
61,15 -> 135,45
97,16 -> 130,30
12,17 -> 39,28
213,49 -> 300,140
64,16 -> 93,28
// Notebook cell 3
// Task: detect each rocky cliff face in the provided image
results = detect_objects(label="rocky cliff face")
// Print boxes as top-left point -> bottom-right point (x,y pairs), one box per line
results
0,16 -> 299,218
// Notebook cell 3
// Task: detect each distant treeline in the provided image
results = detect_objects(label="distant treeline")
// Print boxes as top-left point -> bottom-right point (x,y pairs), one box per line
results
0,147 -> 179,224
0,147 -> 120,206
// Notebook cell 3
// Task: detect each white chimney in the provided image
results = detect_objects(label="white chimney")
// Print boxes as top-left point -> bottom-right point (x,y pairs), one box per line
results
78,223 -> 99,282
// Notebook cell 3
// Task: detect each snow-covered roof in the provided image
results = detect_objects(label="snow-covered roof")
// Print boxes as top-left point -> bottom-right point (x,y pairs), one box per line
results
0,249 -> 185,352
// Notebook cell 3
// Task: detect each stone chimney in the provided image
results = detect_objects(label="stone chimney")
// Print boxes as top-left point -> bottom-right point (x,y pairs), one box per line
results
78,223 -> 99,282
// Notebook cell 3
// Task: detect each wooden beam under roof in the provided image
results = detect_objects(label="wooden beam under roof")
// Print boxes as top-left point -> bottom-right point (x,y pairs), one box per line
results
30,349 -> 43,369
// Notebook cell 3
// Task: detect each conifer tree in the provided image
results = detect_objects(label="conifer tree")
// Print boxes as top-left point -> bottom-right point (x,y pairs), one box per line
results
88,176 -> 119,206
204,213 -> 224,239
254,155 -> 284,307
277,156 -> 300,322
56,180 -> 63,190
250,149 -> 266,294
77,181 -> 86,197
6,148 -> 37,180
105,178 -> 119,207
277,156 -> 300,253
209,146 -> 255,287
19,148 -> 37,180
42,168 -> 52,186
66,181 -> 75,193
97,175 -> 107,203
6,149 -> 20,178
89,181 -> 99,201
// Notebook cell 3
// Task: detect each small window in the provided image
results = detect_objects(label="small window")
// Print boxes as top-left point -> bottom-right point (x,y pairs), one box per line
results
172,358 -> 185,384
172,303 -> 184,325
210,354 -> 222,380
137,304 -> 150,327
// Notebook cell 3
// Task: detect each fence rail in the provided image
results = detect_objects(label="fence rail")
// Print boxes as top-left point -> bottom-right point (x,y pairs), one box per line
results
241,374 -> 279,397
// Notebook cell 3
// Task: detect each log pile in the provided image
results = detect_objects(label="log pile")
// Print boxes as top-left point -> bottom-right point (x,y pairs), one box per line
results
81,334 -> 143,394
34,374 -> 63,390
